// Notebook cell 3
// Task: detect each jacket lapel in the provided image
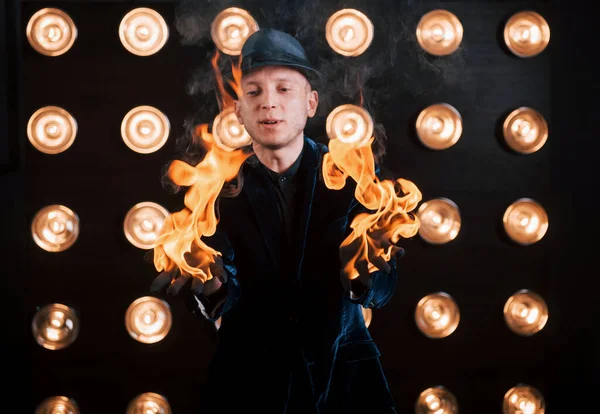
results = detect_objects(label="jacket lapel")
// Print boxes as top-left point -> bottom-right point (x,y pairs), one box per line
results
290,137 -> 321,280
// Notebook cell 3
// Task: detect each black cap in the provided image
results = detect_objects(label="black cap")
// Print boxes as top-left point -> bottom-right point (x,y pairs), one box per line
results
223,28 -> 326,88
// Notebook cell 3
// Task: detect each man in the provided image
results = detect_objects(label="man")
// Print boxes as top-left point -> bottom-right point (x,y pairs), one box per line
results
151,28 -> 403,414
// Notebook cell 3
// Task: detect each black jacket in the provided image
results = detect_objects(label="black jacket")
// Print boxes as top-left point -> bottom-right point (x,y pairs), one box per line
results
191,136 -> 399,413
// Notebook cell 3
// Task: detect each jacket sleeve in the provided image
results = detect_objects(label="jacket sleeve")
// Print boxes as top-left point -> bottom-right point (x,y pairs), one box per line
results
188,226 -> 241,323
343,164 -> 399,309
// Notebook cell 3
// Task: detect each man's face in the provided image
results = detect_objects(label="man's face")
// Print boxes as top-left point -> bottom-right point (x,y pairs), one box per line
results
235,65 -> 319,151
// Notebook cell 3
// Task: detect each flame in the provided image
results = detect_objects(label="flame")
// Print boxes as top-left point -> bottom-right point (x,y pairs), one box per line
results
153,125 -> 251,281
153,52 -> 250,282
211,51 -> 243,109
323,135 -> 421,280
152,49 -> 420,285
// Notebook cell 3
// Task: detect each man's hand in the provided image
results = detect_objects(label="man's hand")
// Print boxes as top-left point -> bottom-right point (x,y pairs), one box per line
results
339,235 -> 404,277
339,239 -> 405,298
148,253 -> 228,297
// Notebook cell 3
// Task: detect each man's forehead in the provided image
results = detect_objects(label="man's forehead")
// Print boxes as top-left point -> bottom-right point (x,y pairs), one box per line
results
241,65 -> 309,85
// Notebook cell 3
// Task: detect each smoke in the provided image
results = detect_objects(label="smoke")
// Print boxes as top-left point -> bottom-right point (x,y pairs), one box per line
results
166,0 -> 472,181
173,0 -> 235,46
390,4 -> 470,98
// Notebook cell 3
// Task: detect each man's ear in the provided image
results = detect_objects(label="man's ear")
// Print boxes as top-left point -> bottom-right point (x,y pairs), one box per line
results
234,100 -> 244,125
307,90 -> 319,118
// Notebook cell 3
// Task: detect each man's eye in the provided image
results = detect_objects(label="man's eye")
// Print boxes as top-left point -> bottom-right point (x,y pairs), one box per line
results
246,90 -> 258,96
280,87 -> 290,92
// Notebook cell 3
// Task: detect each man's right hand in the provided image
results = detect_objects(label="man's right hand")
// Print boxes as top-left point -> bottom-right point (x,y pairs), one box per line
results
149,254 -> 227,298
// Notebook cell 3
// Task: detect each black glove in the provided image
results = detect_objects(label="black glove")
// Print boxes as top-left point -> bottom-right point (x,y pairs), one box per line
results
147,250 -> 228,297
341,247 -> 405,298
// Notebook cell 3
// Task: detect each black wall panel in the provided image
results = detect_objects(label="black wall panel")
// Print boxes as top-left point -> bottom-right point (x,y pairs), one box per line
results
2,0 -> 597,412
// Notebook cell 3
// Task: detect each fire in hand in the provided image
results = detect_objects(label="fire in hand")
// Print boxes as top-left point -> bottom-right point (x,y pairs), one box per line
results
152,53 -> 249,284
153,124 -> 251,283
324,105 -> 422,281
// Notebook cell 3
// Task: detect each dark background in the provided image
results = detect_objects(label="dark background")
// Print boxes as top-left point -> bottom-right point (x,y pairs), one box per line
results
1,0 -> 597,413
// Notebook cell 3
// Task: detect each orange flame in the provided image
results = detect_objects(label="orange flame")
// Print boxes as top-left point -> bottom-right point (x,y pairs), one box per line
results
323,136 -> 421,280
211,51 -> 243,109
153,53 -> 250,282
153,124 -> 251,281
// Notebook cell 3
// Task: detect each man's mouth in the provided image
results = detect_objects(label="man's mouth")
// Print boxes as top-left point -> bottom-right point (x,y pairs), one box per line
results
259,119 -> 282,130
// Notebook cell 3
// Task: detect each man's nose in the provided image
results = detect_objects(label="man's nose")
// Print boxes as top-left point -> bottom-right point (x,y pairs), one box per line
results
260,89 -> 277,109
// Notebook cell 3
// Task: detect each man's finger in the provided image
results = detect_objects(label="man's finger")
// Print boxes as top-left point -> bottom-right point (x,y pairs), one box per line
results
356,271 -> 373,290
150,271 -> 174,294
371,255 -> 391,273
356,259 -> 371,279
166,274 -> 191,296
190,277 -> 205,296
210,261 -> 228,283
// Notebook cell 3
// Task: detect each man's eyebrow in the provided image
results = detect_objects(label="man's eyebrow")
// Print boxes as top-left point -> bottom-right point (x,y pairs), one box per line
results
243,77 -> 297,86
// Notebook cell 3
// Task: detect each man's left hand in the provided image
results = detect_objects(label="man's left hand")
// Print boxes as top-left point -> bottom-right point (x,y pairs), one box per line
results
339,240 -> 405,298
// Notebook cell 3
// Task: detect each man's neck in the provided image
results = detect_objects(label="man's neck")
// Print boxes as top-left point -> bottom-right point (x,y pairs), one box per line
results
252,135 -> 305,174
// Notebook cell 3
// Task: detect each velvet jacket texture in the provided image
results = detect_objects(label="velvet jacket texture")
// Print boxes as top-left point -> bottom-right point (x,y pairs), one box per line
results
191,136 -> 399,414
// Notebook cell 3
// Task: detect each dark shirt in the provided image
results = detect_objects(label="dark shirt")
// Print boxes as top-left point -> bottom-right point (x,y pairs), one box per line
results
197,148 -> 305,318
261,148 -> 304,249
258,148 -> 315,410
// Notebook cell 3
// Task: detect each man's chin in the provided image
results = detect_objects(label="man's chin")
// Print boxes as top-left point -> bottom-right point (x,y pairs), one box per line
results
263,142 -> 288,150
253,136 -> 289,151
